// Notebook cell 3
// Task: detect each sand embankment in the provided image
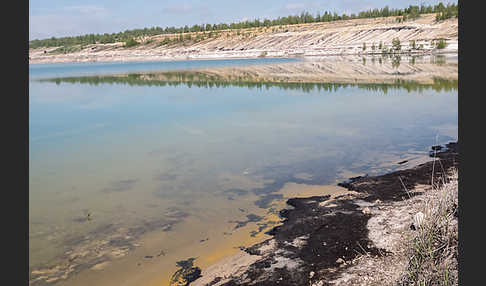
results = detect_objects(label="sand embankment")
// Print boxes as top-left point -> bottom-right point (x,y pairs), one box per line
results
136,54 -> 458,85
29,14 -> 457,64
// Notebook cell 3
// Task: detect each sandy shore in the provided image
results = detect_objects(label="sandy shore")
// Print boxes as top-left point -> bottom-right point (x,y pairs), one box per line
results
186,142 -> 458,286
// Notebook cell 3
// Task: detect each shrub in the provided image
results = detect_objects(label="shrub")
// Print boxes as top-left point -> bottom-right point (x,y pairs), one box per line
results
436,38 -> 447,49
392,38 -> 401,51
124,38 -> 139,47
159,37 -> 171,46
410,40 -> 416,50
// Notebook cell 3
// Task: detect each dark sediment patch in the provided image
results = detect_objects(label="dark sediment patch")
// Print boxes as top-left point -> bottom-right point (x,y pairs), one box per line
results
153,185 -> 176,198
250,221 -> 279,237
31,205 -> 191,286
230,214 -> 264,230
200,194 -> 387,286
101,179 -> 139,193
194,142 -> 458,286
135,216 -> 186,234
247,156 -> 343,209
145,203 -> 159,208
223,188 -> 249,196
165,207 -> 190,219
254,193 -> 284,209
154,172 -> 179,181
72,217 -> 90,223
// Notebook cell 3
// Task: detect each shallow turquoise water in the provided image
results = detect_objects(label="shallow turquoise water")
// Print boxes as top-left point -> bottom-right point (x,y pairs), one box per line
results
28,58 -> 457,277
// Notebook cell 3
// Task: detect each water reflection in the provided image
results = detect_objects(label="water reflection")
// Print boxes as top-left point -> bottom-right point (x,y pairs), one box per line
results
40,74 -> 457,94
392,55 -> 401,68
38,55 -> 458,94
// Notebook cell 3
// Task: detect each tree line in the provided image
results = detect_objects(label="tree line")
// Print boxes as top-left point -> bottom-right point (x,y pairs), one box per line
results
29,2 -> 458,49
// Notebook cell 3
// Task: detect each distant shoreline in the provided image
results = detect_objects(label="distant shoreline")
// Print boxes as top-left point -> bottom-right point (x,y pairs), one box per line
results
29,14 -> 458,65
28,51 -> 457,66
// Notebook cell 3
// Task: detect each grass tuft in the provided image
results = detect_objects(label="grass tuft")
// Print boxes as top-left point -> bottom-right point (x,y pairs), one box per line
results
399,169 -> 458,286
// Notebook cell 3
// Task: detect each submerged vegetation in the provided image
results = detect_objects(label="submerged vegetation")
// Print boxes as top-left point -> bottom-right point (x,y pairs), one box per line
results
40,73 -> 458,94
29,2 -> 458,49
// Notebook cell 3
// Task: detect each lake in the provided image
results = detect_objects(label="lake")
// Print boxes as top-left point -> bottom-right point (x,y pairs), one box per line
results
29,56 -> 458,286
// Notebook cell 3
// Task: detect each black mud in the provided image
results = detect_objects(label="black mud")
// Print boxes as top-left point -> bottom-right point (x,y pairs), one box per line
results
193,142 -> 459,286
338,141 -> 458,202
170,258 -> 202,286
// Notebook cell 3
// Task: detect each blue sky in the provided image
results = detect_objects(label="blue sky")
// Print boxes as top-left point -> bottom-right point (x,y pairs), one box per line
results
29,0 -> 457,40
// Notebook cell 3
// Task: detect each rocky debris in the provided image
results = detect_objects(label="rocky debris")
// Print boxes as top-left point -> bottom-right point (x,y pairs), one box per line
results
362,207 -> 372,215
411,212 -> 426,230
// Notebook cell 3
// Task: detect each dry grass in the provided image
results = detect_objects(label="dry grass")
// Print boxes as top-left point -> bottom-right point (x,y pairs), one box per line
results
398,169 -> 458,286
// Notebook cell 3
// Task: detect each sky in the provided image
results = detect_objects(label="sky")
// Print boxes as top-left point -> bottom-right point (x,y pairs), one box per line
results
29,0 -> 457,40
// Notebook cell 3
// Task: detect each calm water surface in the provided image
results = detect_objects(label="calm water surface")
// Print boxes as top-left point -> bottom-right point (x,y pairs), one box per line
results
29,58 -> 457,286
